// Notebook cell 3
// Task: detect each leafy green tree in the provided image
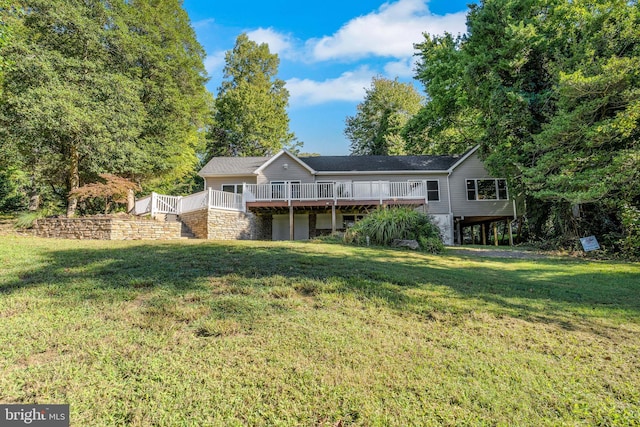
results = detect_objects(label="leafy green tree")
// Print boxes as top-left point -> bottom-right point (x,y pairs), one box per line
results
0,0 -> 210,216
207,33 -> 297,157
346,76 -> 423,155
123,0 -> 211,191
409,0 -> 640,253
405,34 -> 483,155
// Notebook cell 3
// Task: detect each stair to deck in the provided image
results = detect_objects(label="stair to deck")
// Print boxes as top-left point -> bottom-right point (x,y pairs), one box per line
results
177,216 -> 196,239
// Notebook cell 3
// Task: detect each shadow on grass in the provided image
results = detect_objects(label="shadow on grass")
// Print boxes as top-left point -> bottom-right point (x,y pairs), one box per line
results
2,240 -> 639,330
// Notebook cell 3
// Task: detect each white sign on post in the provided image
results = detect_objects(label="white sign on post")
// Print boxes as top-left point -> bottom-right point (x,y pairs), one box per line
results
580,235 -> 600,252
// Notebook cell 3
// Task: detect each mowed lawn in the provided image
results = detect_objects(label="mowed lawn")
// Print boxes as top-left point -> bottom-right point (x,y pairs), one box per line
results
0,236 -> 639,426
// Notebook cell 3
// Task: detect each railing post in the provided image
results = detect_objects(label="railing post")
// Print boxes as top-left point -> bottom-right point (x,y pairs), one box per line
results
150,192 -> 157,218
208,187 -> 213,209
242,183 -> 247,212
423,180 -> 428,204
178,196 -> 183,215
379,181 -> 383,205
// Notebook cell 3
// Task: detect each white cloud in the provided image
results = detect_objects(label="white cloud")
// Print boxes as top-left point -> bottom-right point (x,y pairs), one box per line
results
192,18 -> 215,29
383,57 -> 419,78
308,0 -> 466,61
204,51 -> 226,76
246,27 -> 295,58
286,67 -> 375,106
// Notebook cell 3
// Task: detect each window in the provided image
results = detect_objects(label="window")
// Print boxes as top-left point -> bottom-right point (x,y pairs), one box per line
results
426,180 -> 439,201
466,179 -> 508,201
409,180 -> 440,201
221,184 -> 243,194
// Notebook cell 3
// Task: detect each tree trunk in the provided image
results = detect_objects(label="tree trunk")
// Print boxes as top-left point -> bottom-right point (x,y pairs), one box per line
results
66,144 -> 80,217
28,174 -> 40,211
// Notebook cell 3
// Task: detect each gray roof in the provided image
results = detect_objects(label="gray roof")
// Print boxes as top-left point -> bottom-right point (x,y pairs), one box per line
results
199,156 -> 271,176
199,152 -> 463,176
300,154 -> 461,172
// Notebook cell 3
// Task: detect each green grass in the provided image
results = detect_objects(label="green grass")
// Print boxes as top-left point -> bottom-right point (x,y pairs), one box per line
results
1,235 -> 639,426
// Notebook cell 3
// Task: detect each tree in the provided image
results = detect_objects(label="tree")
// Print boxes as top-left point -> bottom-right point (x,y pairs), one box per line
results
409,0 -> 640,253
0,0 -> 210,216
123,0 -> 211,192
207,33 -> 297,157
70,174 -> 139,214
345,76 -> 423,155
404,34 -> 483,155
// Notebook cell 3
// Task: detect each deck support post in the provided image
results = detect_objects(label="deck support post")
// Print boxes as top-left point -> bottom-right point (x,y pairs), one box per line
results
481,223 -> 487,245
456,220 -> 462,245
289,205 -> 294,241
508,220 -> 514,246
331,204 -> 337,234
493,222 -> 499,246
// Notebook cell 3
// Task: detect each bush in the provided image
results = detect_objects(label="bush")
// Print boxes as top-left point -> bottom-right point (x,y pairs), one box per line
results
345,207 -> 444,253
620,204 -> 640,258
14,210 -> 47,229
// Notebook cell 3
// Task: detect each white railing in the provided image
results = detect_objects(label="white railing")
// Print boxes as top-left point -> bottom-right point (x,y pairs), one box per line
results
134,189 -> 244,216
180,190 -> 208,213
243,181 -> 428,203
208,188 -> 243,211
134,195 -> 153,215
135,181 -> 427,216
154,194 -> 181,214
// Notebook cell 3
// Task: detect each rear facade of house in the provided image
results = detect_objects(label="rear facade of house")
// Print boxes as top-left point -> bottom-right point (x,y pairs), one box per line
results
189,146 -> 516,245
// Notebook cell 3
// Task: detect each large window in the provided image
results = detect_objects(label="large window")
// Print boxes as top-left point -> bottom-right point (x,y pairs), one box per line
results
466,179 -> 508,201
221,184 -> 243,194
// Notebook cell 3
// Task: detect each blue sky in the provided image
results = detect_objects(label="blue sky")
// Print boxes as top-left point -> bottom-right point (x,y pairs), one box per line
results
182,0 -> 474,155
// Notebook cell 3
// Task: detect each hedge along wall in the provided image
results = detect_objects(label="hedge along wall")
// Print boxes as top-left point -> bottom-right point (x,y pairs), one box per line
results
34,217 -> 182,240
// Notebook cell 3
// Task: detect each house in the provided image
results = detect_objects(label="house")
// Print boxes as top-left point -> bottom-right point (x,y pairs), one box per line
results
135,146 -> 516,245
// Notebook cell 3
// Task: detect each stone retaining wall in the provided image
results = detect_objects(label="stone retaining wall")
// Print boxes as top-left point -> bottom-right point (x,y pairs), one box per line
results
179,209 -> 208,239
208,209 -> 259,240
34,217 -> 181,240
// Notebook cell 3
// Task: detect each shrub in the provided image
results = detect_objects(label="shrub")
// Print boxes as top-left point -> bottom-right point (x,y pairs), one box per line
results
345,207 -> 444,253
14,208 -> 56,229
620,203 -> 640,258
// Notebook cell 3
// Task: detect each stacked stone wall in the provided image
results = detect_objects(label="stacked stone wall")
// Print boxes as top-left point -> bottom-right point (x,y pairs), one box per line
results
33,217 -> 181,240
207,209 -> 258,240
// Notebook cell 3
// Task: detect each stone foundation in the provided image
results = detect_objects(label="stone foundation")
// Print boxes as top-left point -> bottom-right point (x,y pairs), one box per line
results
178,208 -> 265,240
34,217 -> 182,240
208,209 -> 258,240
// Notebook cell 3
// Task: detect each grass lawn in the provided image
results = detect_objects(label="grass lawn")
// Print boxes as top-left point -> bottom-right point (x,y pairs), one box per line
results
1,235 -> 639,426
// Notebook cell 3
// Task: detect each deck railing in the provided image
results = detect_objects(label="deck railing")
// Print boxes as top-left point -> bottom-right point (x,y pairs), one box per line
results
135,181 -> 428,216
134,189 -> 244,215
243,181 -> 428,203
